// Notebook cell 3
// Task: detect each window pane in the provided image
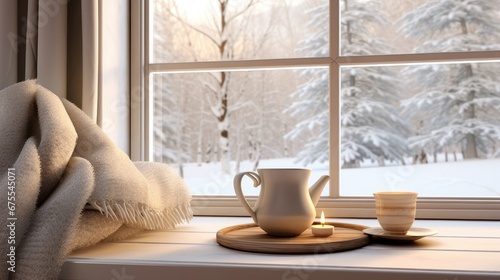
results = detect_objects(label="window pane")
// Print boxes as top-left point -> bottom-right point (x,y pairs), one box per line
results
150,0 -> 329,63
340,0 -> 500,56
340,62 -> 500,197
152,68 -> 330,196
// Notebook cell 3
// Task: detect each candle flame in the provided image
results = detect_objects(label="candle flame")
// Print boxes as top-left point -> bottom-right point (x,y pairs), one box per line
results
320,211 -> 325,227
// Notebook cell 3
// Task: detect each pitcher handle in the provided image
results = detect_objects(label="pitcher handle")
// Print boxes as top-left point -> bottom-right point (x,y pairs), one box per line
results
234,171 -> 261,223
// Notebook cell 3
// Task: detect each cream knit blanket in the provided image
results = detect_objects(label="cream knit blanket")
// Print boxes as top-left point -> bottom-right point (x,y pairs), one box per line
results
0,80 -> 192,280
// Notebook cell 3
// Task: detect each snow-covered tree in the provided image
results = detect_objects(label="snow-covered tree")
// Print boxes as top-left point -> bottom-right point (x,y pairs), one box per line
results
399,0 -> 500,159
284,1 -> 329,166
152,1 -> 190,171
168,0 -> 268,175
287,0 -> 409,167
341,0 -> 409,168
153,76 -> 191,174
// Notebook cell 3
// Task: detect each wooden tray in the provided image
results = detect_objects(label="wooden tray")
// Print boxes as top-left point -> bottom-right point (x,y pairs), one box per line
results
216,222 -> 370,254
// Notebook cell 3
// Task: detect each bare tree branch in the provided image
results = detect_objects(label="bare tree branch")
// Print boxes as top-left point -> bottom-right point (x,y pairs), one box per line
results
165,5 -> 221,48
226,0 -> 258,25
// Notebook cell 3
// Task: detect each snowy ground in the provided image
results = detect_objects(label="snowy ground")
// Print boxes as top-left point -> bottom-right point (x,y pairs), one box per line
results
182,158 -> 329,197
182,157 -> 500,197
340,158 -> 500,197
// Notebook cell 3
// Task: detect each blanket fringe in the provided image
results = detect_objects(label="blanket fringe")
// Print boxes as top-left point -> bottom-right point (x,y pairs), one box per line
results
89,200 -> 193,230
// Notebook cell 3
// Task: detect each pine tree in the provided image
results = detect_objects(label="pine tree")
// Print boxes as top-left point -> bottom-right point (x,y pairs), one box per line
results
285,2 -> 329,166
341,0 -> 409,168
399,0 -> 500,159
287,0 -> 409,167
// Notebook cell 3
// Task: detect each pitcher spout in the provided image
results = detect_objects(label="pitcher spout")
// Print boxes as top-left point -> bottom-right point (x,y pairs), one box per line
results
309,175 -> 330,206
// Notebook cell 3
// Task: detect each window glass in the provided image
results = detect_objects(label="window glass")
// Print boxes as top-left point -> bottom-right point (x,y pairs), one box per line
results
340,62 -> 500,197
150,0 -> 329,62
340,0 -> 500,56
152,69 -> 330,196
147,0 -> 500,202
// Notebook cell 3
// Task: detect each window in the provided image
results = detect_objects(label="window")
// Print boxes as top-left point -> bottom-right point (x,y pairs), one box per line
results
132,0 -> 500,219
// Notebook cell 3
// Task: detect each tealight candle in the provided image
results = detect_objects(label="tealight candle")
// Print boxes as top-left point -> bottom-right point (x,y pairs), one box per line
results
311,211 -> 334,237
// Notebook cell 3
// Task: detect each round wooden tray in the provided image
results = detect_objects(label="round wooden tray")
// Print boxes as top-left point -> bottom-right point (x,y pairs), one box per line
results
216,222 -> 370,254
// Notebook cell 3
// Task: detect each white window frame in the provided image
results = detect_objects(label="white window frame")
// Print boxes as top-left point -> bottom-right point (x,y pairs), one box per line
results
131,0 -> 500,219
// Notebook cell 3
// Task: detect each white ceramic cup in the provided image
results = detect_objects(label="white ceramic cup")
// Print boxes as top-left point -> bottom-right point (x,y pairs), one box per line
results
373,192 -> 418,234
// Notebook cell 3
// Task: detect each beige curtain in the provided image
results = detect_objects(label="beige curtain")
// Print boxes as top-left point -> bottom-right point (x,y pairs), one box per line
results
0,0 -> 130,153
0,0 -> 99,121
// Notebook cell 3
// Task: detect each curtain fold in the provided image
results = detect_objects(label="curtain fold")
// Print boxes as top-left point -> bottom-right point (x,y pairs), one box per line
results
24,0 -> 38,80
0,0 -> 18,86
37,0 -> 68,99
80,0 -> 99,123
66,0 -> 100,122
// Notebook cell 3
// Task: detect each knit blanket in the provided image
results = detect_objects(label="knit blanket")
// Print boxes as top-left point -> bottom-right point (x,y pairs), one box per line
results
0,80 -> 192,280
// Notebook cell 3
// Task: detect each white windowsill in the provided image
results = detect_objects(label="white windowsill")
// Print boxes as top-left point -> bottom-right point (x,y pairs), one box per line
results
60,217 -> 500,280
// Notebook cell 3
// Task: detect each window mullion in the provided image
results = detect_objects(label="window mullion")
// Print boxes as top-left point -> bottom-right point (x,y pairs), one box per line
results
147,57 -> 332,74
329,0 -> 340,198
144,0 -> 154,161
130,0 -> 144,161
336,50 -> 500,67
329,62 -> 340,198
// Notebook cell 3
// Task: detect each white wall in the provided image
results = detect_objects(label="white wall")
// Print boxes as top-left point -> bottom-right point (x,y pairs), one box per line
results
100,0 -> 130,154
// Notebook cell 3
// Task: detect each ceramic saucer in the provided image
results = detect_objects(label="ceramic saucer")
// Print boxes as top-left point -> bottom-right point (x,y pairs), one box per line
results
363,227 -> 437,241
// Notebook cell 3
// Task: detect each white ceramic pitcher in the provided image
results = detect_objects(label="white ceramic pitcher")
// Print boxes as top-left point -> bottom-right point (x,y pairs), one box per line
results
234,168 -> 330,237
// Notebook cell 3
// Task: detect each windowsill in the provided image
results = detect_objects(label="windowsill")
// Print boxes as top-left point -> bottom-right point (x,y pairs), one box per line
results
60,217 -> 500,280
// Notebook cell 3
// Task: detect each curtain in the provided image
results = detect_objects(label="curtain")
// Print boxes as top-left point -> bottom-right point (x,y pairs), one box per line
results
0,0 -> 130,153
